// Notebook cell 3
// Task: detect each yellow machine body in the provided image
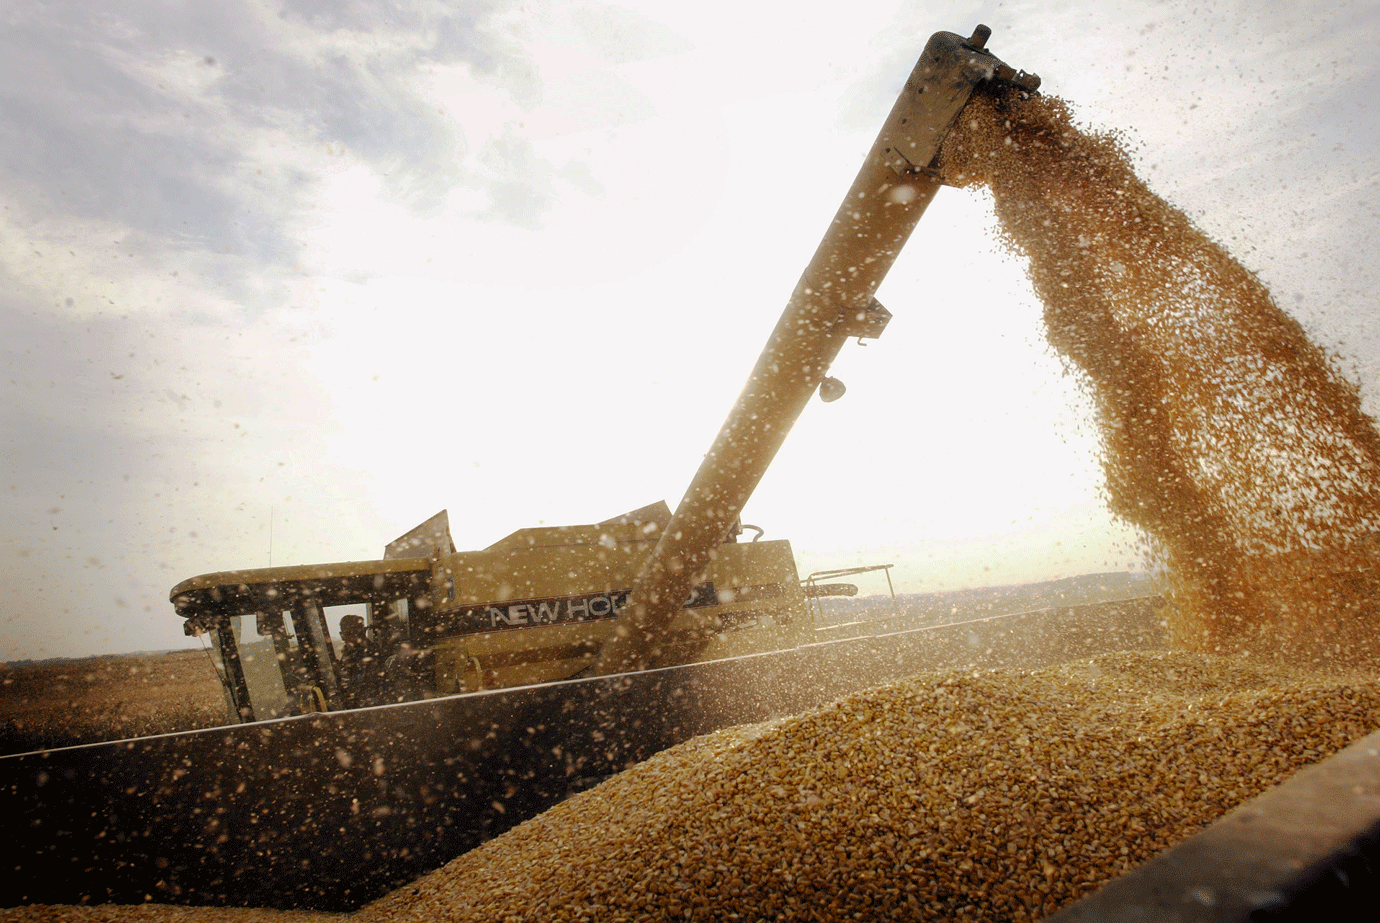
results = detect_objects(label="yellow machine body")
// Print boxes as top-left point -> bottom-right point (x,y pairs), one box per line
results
172,504 -> 811,722
428,526 -> 807,695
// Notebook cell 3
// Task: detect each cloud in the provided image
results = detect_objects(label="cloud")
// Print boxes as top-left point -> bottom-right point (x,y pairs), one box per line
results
0,0 -> 566,299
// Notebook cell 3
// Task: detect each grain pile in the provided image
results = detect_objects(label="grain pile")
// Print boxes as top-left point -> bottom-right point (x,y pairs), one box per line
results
350,651 -> 1377,923
6,650 -> 1374,923
938,85 -> 1380,668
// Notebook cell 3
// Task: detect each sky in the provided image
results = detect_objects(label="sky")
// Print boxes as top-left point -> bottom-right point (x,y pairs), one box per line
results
3,0 -> 1378,660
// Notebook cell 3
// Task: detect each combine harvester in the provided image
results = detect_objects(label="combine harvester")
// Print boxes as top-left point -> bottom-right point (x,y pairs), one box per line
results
0,25 -> 1176,912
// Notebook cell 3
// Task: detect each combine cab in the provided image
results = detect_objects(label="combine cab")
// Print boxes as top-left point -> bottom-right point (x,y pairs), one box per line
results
173,503 -> 821,723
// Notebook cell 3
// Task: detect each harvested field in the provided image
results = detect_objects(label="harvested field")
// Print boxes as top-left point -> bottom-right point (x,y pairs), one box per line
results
0,650 -> 228,754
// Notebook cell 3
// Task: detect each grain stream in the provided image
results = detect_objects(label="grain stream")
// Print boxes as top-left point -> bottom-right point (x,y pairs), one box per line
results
938,85 -> 1380,669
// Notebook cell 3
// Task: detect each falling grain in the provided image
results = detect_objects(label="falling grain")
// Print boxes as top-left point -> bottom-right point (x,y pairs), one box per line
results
938,85 -> 1380,670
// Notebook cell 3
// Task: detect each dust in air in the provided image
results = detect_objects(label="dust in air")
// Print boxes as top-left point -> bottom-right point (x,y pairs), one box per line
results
11,83 -> 1380,923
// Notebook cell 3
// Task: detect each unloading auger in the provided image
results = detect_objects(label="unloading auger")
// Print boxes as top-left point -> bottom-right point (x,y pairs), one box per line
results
593,25 -> 1039,674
